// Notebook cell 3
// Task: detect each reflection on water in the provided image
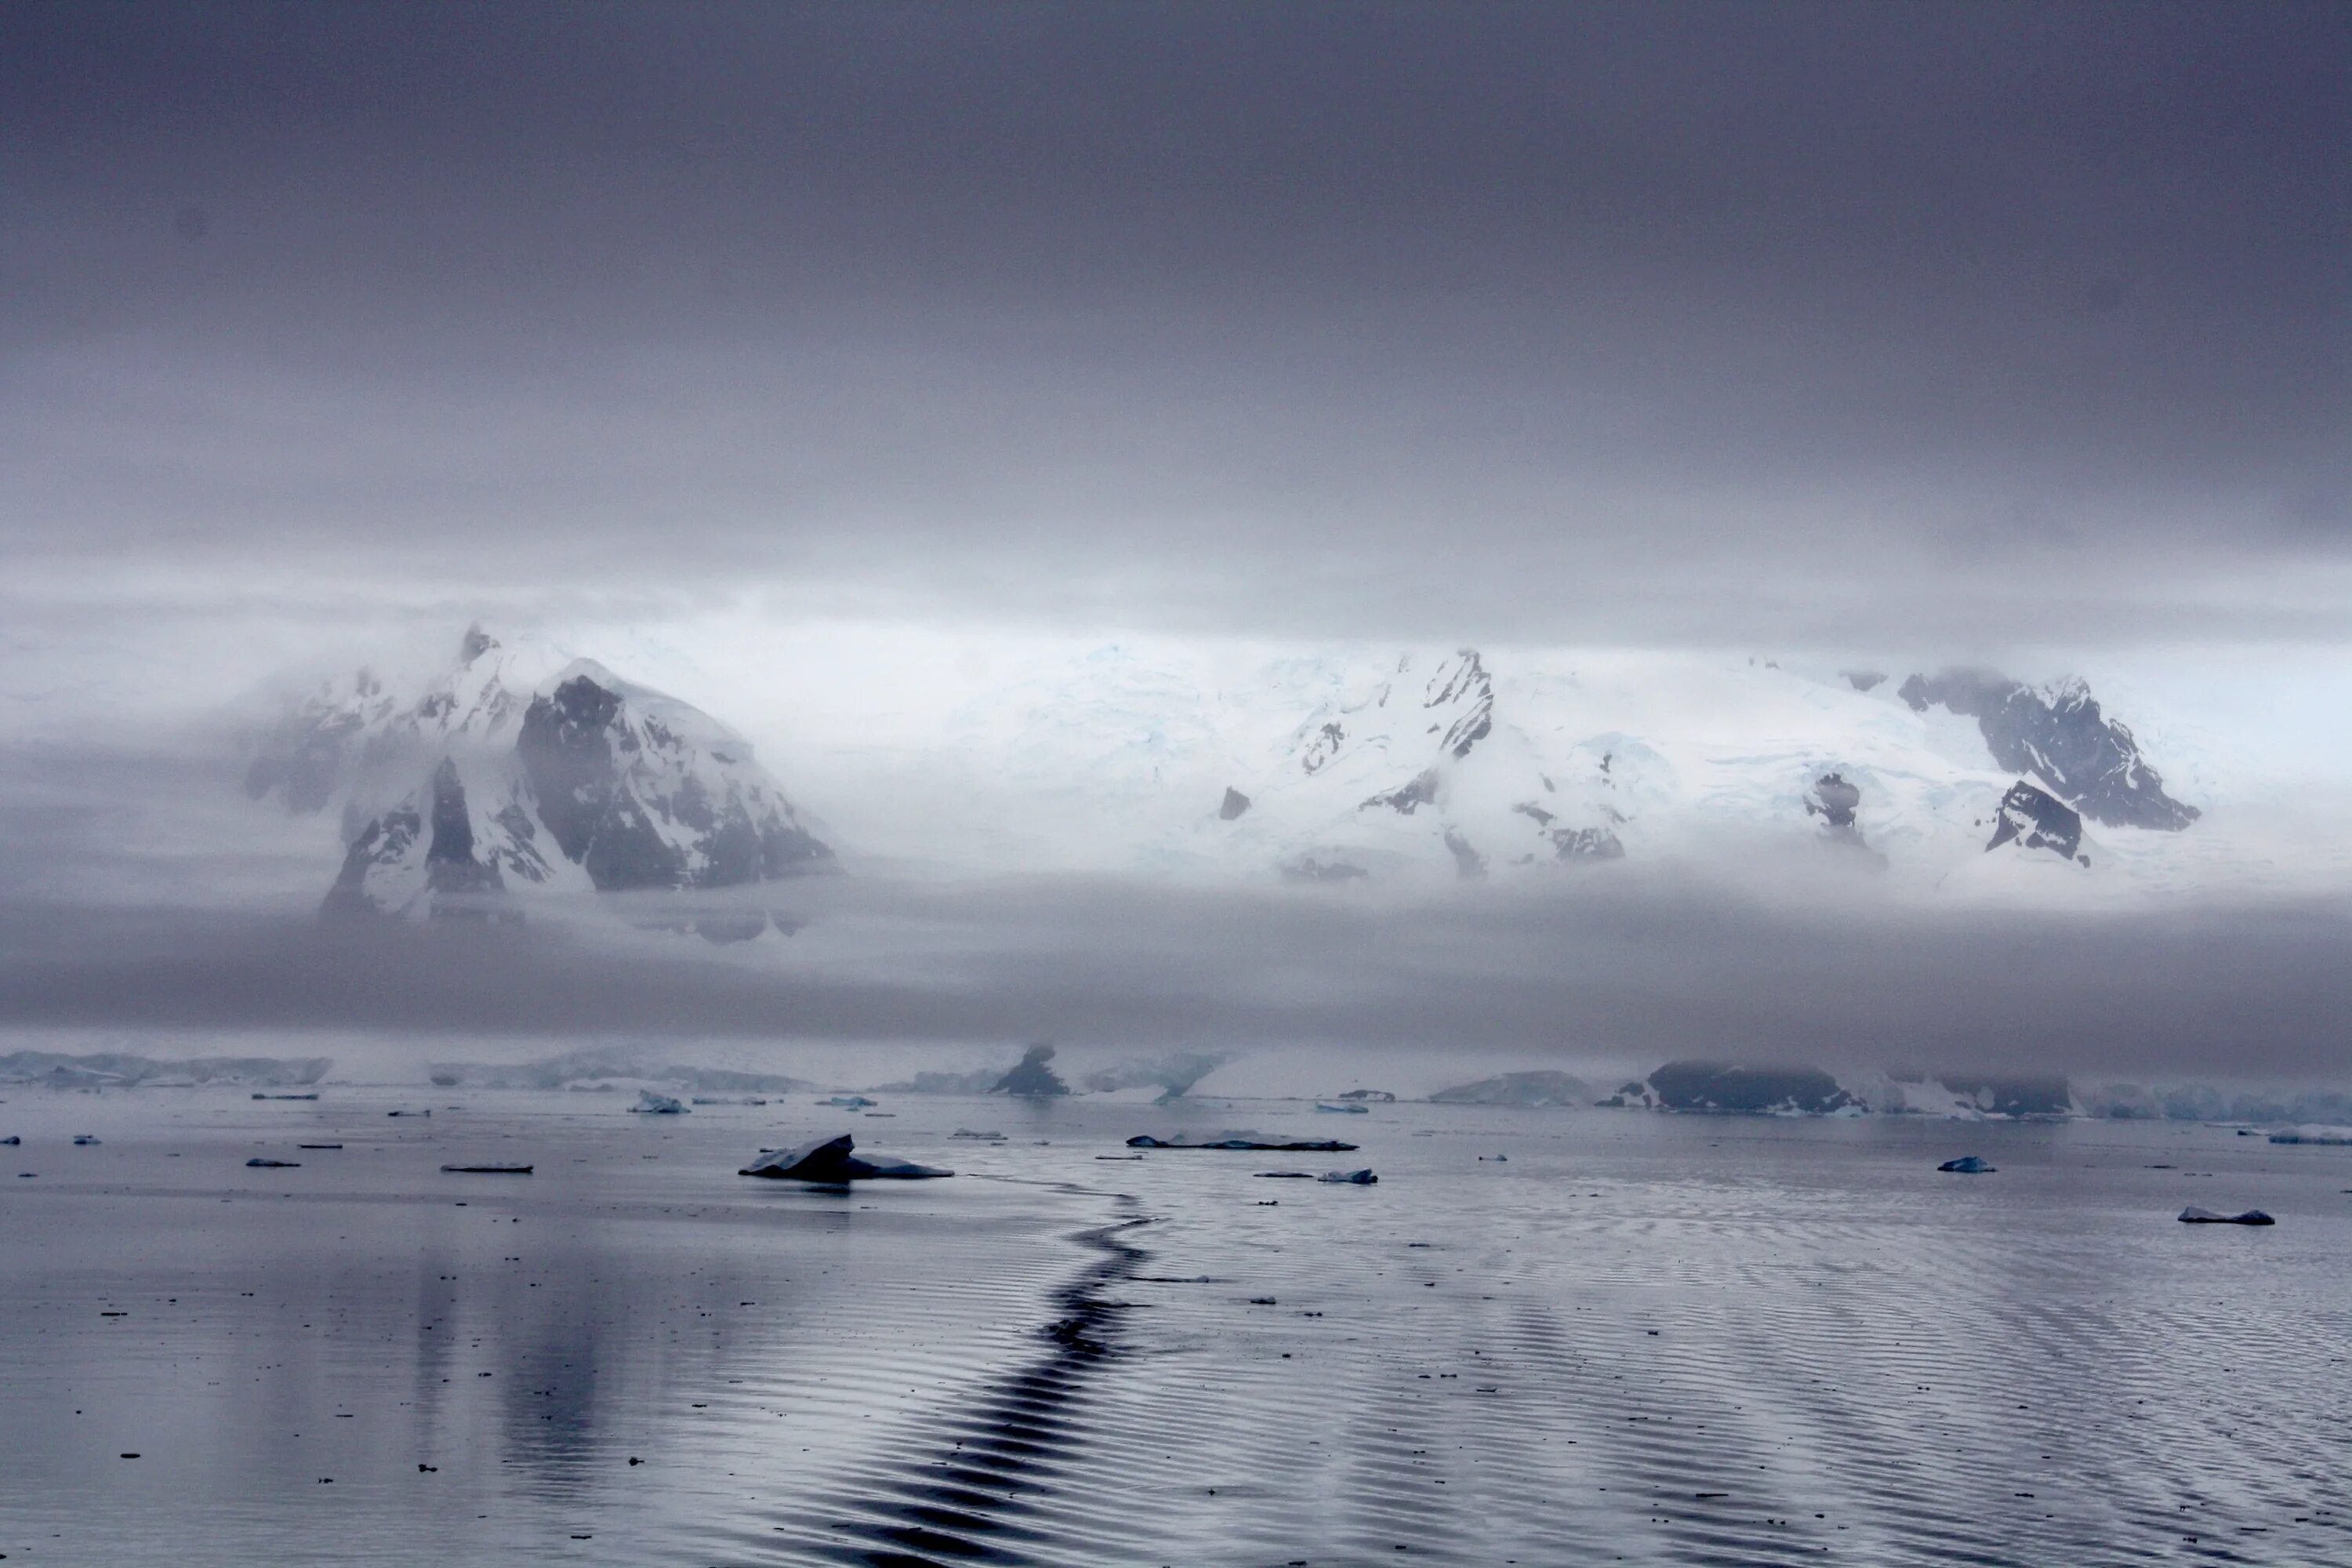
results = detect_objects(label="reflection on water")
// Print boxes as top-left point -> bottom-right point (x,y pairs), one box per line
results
2,1085 -> 2347,1564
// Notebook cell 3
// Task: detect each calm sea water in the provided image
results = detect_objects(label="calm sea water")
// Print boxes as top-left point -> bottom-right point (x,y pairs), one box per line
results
2,1083 -> 2347,1565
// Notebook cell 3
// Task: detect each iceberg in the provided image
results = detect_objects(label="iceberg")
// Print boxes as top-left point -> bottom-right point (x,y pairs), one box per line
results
2177,1207 -> 2274,1225
1430,1071 -> 1591,1107
1318,1168 -> 1378,1184
817,1094 -> 877,1109
1937,1155 -> 1996,1174
1314,1102 -> 1369,1114
629,1091 -> 688,1114
739,1133 -> 953,1181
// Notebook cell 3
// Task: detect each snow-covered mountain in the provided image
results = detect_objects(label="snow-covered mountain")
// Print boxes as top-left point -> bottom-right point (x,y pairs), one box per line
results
1171,648 -> 2201,888
244,628 -> 2237,903
246,626 -> 831,933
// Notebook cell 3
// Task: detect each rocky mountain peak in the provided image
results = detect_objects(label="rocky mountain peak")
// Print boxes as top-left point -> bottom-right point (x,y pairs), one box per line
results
1899,668 -> 2198,831
259,630 -> 831,932
1986,780 -> 2087,864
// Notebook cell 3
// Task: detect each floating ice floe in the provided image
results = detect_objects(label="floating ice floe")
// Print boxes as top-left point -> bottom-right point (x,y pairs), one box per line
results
739,1133 -> 953,1181
629,1092 -> 688,1114
245,1157 -> 300,1167
1319,1169 -> 1378,1185
2267,1127 -> 2352,1145
950,1129 -> 1007,1141
1937,1156 -> 1996,1174
1314,1102 -> 1369,1114
817,1094 -> 877,1109
2178,1207 -> 2274,1225
1128,1132 -> 1359,1152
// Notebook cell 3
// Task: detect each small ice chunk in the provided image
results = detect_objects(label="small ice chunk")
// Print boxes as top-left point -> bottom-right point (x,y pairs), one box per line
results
245,1157 -> 300,1168
1937,1156 -> 1996,1174
1318,1169 -> 1378,1185
441,1163 -> 533,1174
950,1129 -> 1007,1141
1128,1132 -> 1359,1152
73,1134 -> 100,1145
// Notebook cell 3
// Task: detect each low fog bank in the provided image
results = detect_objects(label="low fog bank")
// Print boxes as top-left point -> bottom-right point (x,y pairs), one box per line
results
1,866 -> 2344,1085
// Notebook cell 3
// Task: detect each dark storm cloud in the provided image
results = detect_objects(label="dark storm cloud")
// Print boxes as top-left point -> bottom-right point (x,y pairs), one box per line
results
2,872 -> 2345,1081
2,2 -> 2345,646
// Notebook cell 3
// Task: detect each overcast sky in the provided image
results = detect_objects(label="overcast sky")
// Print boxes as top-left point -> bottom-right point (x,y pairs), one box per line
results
4,0 -> 2345,655
3,4 -> 2347,1071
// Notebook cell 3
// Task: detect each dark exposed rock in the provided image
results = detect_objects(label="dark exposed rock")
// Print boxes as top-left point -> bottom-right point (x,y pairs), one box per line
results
1431,1070 -> 1592,1107
1647,1061 -> 1860,1114
517,673 -> 831,892
1552,826 -> 1624,861
1986,781 -> 2085,862
1842,670 -> 1887,693
1899,669 -> 2197,830
1300,720 -> 1345,775
519,677 -> 684,890
1512,801 -> 1556,826
1362,768 -> 1441,815
423,759 -> 506,911
1443,829 -> 1486,879
322,799 -> 422,919
993,1043 -> 1070,1098
1806,771 -> 1863,832
1218,786 -> 1252,821
1426,650 -> 1494,760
